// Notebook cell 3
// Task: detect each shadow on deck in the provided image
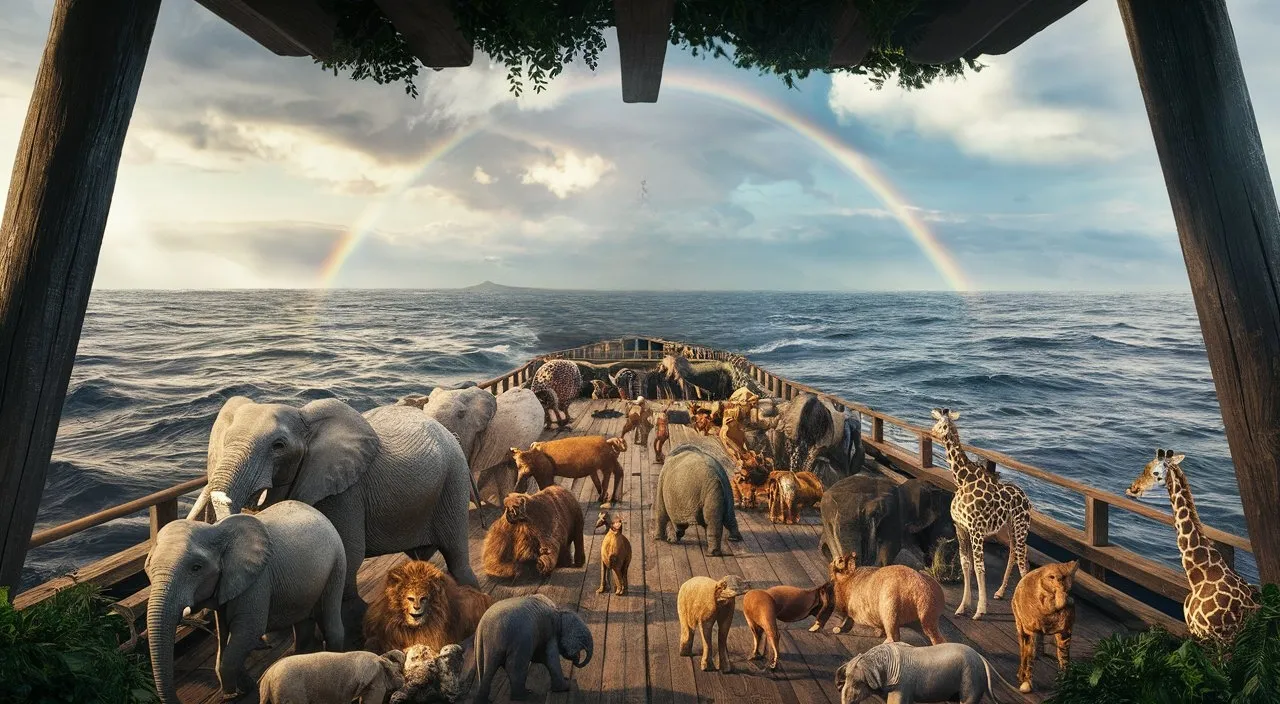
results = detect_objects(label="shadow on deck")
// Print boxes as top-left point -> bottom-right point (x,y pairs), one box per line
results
171,398 -> 1127,703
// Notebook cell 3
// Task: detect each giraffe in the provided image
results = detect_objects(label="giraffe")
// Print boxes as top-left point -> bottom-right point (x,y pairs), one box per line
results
1125,448 -> 1259,644
930,407 -> 1032,620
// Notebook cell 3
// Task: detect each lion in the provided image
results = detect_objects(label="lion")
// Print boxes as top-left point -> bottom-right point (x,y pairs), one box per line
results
363,560 -> 494,654
482,485 -> 585,579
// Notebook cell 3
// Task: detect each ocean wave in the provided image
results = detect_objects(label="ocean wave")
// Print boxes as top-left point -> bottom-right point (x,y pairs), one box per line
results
23,289 -> 1249,588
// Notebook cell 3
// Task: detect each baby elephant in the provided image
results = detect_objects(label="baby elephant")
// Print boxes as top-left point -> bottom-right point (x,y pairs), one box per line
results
677,575 -> 745,673
836,642 -> 1016,704
258,649 -> 406,704
473,594 -> 593,702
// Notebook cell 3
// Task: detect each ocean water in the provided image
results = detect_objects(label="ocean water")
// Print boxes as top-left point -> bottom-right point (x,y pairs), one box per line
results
19,289 -> 1257,589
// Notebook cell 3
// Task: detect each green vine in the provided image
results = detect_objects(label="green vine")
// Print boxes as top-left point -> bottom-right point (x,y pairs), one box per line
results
318,0 -> 980,98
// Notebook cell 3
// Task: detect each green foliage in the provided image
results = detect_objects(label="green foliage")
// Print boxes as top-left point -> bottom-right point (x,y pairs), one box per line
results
318,0 -> 980,98
1047,584 -> 1280,704
0,584 -> 158,704
924,537 -> 962,584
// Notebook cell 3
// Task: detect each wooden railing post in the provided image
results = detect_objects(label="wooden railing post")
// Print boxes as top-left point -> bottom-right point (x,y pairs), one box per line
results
919,435 -> 934,468
1083,496 -> 1110,579
0,0 -> 164,591
872,417 -> 884,443
150,499 -> 177,542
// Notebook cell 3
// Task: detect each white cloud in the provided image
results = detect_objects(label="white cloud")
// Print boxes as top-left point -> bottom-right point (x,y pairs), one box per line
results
829,61 -> 1122,165
520,150 -> 614,198
473,166 -> 494,184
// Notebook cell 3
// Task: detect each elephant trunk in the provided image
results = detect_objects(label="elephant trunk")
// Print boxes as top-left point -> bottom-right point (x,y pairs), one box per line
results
146,579 -> 184,704
572,640 -> 592,668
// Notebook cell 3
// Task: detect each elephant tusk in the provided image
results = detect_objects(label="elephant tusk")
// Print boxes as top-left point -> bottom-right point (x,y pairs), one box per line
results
211,491 -> 233,521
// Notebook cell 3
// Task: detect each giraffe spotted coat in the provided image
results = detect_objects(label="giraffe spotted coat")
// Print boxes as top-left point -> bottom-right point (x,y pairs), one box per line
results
930,408 -> 1031,620
1127,449 -> 1259,644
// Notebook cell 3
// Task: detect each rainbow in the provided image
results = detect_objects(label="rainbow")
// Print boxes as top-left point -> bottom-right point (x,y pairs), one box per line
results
318,71 -> 973,291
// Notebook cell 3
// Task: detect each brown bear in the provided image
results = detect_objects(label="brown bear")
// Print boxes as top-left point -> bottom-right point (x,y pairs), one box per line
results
481,485 -> 585,579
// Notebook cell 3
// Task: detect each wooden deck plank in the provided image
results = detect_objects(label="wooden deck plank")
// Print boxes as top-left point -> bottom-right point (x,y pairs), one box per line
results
164,397 -> 1133,703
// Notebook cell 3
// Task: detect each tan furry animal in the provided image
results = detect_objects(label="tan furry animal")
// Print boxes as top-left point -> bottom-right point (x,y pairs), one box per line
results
482,485 -> 585,578
590,379 -> 619,399
595,512 -> 632,596
513,435 -> 626,505
719,405 -> 748,460
766,470 -> 823,524
363,560 -> 495,654
1012,560 -> 1078,692
677,575 -> 745,673
692,409 -> 715,436
258,649 -> 406,704
829,552 -> 946,645
743,582 -> 835,669
620,398 -> 653,446
652,405 -> 671,464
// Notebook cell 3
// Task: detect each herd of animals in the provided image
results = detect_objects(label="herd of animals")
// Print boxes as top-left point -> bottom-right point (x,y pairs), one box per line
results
136,354 -> 1263,704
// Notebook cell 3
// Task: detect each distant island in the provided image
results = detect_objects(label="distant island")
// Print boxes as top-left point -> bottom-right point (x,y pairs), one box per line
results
460,280 -> 545,292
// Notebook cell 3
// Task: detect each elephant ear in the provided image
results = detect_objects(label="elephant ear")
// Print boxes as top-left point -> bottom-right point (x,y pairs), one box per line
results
214,514 -> 269,603
294,399 -> 380,506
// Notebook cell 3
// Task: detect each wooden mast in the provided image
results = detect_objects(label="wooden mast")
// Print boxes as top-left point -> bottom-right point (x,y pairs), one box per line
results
1119,0 -> 1280,583
0,0 -> 162,591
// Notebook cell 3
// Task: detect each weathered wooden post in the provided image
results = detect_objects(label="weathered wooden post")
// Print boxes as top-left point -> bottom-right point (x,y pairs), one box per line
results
1118,0 -> 1280,583
0,0 -> 162,591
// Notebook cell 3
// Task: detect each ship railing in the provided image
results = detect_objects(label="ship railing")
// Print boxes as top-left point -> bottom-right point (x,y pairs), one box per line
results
14,339 -> 1254,642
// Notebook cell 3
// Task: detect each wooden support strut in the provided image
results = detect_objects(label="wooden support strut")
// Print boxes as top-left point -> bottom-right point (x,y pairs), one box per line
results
0,0 -> 163,592
613,0 -> 675,103
1118,0 -> 1280,584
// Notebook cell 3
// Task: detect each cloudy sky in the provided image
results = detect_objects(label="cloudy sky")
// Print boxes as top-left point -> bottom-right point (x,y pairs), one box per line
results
1,1 -> 1278,291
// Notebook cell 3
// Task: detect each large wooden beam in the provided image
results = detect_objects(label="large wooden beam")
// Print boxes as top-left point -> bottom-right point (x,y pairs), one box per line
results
1119,0 -> 1280,585
907,0 -> 1034,64
829,1 -> 872,67
195,0 -> 335,60
969,0 -> 1088,57
375,0 -> 473,68
192,0 -> 307,56
0,0 -> 162,592
613,0 -> 674,103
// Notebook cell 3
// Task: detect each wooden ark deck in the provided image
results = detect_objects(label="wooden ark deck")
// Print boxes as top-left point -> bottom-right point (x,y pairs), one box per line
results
169,397 -> 1128,704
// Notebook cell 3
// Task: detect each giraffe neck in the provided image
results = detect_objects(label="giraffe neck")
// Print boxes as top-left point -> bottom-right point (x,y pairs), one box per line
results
942,425 -> 984,486
1164,464 -> 1217,578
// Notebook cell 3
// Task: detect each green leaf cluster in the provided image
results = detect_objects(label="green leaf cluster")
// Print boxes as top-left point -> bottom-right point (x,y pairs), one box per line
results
1047,583 -> 1280,704
0,584 -> 158,704
318,0 -> 980,98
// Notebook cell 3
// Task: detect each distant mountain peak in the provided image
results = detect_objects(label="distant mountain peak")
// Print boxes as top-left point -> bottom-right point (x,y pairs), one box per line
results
461,280 -> 537,292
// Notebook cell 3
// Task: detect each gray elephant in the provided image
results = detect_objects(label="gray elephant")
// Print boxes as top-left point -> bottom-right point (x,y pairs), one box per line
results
258,649 -> 406,704
835,641 -> 1013,703
769,394 -> 863,483
654,445 -> 743,555
421,385 -> 497,460
185,396 -> 478,640
473,594 -> 593,702
820,475 -> 955,567
145,501 -> 346,703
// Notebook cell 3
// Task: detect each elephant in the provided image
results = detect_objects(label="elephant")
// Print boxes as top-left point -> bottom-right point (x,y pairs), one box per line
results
185,396 -> 478,642
258,649 -> 407,704
835,641 -> 1014,704
654,444 -> 743,555
473,594 -> 593,702
145,501 -> 346,703
768,394 -> 863,483
819,476 -> 954,568
471,388 -> 546,505
421,385 -> 498,460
